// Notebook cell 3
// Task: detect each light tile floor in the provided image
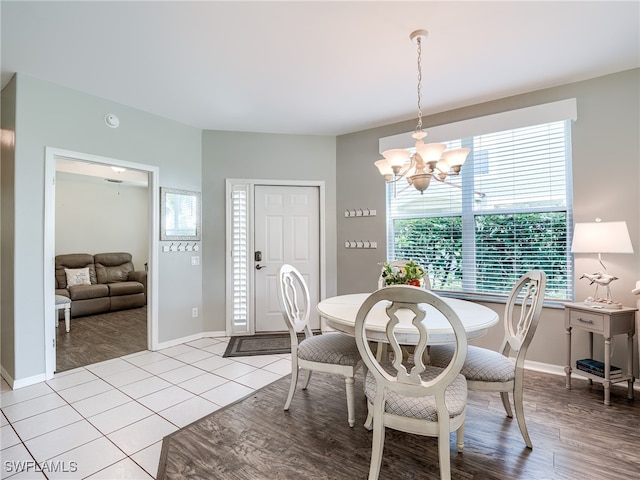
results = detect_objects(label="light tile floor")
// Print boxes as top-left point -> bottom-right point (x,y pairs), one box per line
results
0,337 -> 292,479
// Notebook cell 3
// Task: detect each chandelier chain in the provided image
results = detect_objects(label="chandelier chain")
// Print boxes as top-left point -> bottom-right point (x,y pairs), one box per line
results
416,36 -> 423,133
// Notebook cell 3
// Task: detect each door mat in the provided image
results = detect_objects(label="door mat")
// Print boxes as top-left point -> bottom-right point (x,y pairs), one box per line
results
223,333 -> 297,357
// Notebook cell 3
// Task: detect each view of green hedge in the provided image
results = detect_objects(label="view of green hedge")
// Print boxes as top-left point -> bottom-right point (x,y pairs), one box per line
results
392,212 -> 569,298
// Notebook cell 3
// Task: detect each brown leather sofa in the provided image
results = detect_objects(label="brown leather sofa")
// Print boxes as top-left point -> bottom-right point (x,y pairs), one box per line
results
55,252 -> 147,318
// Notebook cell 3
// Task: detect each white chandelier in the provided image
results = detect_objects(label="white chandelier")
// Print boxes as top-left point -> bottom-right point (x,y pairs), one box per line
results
375,29 -> 470,194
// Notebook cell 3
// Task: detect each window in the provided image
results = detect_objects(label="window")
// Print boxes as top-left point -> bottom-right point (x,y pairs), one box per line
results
386,114 -> 574,301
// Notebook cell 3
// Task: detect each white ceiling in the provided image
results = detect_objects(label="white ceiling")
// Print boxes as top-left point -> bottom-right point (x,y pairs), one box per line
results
1,1 -> 639,136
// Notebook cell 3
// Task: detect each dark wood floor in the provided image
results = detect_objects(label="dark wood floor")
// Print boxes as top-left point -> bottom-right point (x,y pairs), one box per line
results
159,369 -> 640,479
55,306 -> 147,373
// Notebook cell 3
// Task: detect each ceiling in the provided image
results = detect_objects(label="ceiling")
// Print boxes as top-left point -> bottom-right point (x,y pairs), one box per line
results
1,1 -> 639,137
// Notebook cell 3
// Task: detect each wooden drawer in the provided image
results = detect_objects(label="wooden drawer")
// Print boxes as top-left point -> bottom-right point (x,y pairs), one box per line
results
569,310 -> 604,332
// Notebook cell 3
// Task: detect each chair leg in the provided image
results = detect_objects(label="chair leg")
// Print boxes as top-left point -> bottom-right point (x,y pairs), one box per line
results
364,402 -> 373,430
302,369 -> 313,389
500,391 -> 513,418
64,305 -> 70,333
438,424 -> 452,480
284,361 -> 299,411
345,375 -> 355,427
513,387 -> 533,448
455,423 -> 465,453
368,417 -> 385,480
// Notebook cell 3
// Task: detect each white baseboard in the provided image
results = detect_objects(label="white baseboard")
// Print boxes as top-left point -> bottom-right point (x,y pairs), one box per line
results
154,330 -> 228,350
1,365 -> 46,390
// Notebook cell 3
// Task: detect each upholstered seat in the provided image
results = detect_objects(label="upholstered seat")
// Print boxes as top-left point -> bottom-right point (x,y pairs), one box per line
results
429,270 -> 546,449
364,364 -> 467,421
429,346 -> 516,383
277,264 -> 362,427
297,333 -> 361,365
355,286 -> 468,480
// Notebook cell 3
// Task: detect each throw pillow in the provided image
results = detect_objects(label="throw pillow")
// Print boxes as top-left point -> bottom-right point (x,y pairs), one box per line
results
65,267 -> 91,287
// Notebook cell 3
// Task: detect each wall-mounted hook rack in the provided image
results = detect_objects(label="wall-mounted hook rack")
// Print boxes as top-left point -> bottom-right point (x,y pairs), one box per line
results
345,208 -> 376,218
344,240 -> 377,249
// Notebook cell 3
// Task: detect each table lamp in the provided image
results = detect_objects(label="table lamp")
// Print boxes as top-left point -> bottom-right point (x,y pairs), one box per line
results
571,219 -> 634,308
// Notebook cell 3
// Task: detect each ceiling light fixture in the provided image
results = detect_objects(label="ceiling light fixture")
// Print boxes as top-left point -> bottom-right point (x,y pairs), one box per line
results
375,29 -> 470,194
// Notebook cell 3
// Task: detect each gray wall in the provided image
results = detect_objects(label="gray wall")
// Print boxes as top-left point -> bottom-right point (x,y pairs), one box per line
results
336,69 -> 640,374
55,172 -> 149,268
201,131 -> 337,333
2,74 -> 202,382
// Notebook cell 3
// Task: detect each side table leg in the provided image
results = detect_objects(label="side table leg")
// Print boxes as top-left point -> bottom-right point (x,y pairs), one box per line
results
604,336 -> 611,406
565,326 -> 572,390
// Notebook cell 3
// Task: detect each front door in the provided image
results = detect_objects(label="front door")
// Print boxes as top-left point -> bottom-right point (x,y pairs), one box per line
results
254,185 -> 320,332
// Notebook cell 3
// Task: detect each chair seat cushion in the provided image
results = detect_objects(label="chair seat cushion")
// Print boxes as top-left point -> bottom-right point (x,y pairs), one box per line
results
364,365 -> 467,421
297,333 -> 361,366
429,345 -> 516,383
55,294 -> 71,306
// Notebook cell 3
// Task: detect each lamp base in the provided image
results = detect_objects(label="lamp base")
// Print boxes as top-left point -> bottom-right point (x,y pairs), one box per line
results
584,296 -> 623,309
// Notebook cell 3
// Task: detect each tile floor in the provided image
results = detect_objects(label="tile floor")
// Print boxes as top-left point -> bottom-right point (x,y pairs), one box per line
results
0,337 -> 292,479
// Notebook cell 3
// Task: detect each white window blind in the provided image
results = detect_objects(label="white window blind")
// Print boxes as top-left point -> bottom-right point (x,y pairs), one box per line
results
231,184 -> 249,331
386,116 -> 574,301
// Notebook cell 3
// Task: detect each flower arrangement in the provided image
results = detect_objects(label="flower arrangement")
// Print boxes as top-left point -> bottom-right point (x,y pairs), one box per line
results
381,261 -> 425,287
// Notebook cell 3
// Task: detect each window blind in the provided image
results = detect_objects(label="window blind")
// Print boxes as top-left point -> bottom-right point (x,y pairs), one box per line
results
231,184 -> 249,331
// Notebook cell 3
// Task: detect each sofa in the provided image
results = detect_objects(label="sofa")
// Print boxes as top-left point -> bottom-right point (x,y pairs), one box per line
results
55,252 -> 147,318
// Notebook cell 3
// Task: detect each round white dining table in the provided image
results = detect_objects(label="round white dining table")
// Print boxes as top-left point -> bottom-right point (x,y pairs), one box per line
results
317,293 -> 499,345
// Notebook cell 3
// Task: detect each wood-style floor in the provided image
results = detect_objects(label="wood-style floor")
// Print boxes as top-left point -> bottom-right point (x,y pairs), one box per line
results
55,306 -> 147,373
159,369 -> 640,479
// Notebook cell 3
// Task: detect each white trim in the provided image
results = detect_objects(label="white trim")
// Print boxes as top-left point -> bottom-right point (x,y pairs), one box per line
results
380,98 -> 578,153
44,147 -> 160,380
1,366 -> 46,390
225,178 -> 326,337
155,330 -> 229,350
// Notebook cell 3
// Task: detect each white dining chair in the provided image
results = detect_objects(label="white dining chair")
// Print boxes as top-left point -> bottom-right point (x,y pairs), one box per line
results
355,286 -> 468,480
429,270 -> 546,449
276,264 -> 363,427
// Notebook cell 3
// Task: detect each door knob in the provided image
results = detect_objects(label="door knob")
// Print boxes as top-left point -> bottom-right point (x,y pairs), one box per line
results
255,264 -> 267,270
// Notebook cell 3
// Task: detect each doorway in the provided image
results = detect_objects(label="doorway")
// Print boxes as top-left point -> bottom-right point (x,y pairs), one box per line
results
44,147 -> 160,379
225,179 -> 325,336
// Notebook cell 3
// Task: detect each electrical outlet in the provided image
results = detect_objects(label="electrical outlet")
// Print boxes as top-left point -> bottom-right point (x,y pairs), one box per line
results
192,307 -> 198,317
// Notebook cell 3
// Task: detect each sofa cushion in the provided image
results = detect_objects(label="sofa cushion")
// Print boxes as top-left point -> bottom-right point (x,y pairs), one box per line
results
68,284 -> 109,301
108,281 -> 144,297
94,252 -> 135,284
65,267 -> 91,287
55,254 -> 97,289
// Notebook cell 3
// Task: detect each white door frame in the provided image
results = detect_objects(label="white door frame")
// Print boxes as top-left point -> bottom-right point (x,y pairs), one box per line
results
44,147 -> 160,379
225,179 -> 326,336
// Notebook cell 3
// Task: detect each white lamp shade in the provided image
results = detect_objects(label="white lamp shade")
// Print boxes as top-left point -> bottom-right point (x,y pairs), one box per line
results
571,221 -> 634,253
374,159 -> 393,176
442,148 -> 470,168
382,148 -> 411,168
415,143 -> 446,163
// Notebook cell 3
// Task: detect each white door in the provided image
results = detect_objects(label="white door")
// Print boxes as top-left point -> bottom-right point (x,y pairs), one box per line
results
254,185 -> 320,332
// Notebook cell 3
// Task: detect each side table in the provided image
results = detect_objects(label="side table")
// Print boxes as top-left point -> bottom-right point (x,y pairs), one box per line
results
564,302 -> 637,405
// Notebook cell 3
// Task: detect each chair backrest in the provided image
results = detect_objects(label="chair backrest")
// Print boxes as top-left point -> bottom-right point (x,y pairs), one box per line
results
377,260 -> 432,290
500,270 -> 547,365
355,286 -> 467,399
276,264 -> 313,341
